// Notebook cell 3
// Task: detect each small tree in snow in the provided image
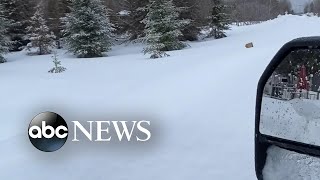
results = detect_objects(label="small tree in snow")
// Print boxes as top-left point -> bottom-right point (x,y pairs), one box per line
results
48,51 -> 66,73
64,0 -> 114,58
207,0 -> 230,39
26,4 -> 56,55
142,0 -> 189,59
0,4 -> 11,63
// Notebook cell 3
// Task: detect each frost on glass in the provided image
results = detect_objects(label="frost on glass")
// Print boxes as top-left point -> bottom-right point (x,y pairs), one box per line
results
260,48 -> 320,146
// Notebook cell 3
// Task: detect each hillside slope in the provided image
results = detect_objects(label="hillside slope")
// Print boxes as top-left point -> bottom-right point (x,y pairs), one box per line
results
1,15 -> 320,179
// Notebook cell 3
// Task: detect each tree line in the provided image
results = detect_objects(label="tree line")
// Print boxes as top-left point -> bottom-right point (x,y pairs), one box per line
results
305,0 -> 320,14
228,0 -> 292,23
0,0 -> 291,62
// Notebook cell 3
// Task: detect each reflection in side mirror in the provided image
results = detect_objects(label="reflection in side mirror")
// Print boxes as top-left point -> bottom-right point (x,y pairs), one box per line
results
260,48 -> 320,146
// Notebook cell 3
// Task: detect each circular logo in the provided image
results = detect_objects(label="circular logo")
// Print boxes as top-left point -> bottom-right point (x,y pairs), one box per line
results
28,112 -> 68,152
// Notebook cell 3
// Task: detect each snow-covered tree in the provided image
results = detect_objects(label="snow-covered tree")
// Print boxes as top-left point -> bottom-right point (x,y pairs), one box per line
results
0,4 -> 11,63
0,0 -> 35,51
26,4 -> 56,55
142,0 -> 189,59
45,0 -> 72,49
208,0 -> 230,39
174,0 -> 202,41
115,0 -> 149,41
48,51 -> 66,73
64,0 -> 114,58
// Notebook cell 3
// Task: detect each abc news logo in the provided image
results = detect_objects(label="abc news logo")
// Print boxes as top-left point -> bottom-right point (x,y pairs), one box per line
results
28,112 -> 151,152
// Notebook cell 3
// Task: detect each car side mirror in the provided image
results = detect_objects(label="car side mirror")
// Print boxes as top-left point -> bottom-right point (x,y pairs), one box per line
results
255,37 -> 320,180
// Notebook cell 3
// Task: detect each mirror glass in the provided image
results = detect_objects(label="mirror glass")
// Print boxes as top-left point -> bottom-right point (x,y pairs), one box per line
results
260,48 -> 320,146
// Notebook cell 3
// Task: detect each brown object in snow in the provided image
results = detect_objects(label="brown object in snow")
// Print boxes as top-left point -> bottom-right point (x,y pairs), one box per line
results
245,42 -> 254,48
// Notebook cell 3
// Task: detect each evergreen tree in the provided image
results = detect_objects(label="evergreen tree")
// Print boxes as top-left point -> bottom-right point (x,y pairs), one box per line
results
46,0 -> 71,49
278,0 -> 292,15
208,0 -> 230,39
142,0 -> 189,59
64,0 -> 114,58
0,4 -> 11,63
174,0 -> 202,41
48,51 -> 66,73
26,4 -> 56,55
115,0 -> 149,41
0,0 -> 35,51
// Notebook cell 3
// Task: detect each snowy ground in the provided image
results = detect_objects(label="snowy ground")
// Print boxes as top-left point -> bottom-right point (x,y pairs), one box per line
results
1,15 -> 320,179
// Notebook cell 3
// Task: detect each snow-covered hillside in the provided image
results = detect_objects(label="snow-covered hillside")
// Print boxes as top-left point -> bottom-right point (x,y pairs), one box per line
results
1,15 -> 320,179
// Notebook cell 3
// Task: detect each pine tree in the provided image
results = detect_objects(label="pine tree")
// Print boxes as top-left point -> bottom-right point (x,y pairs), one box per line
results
0,4 -> 11,63
0,0 -> 35,51
115,0 -> 149,41
208,0 -> 230,39
48,51 -> 66,73
64,0 -> 114,58
26,3 -> 56,55
174,0 -> 202,41
142,0 -> 189,59
46,0 -> 71,49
